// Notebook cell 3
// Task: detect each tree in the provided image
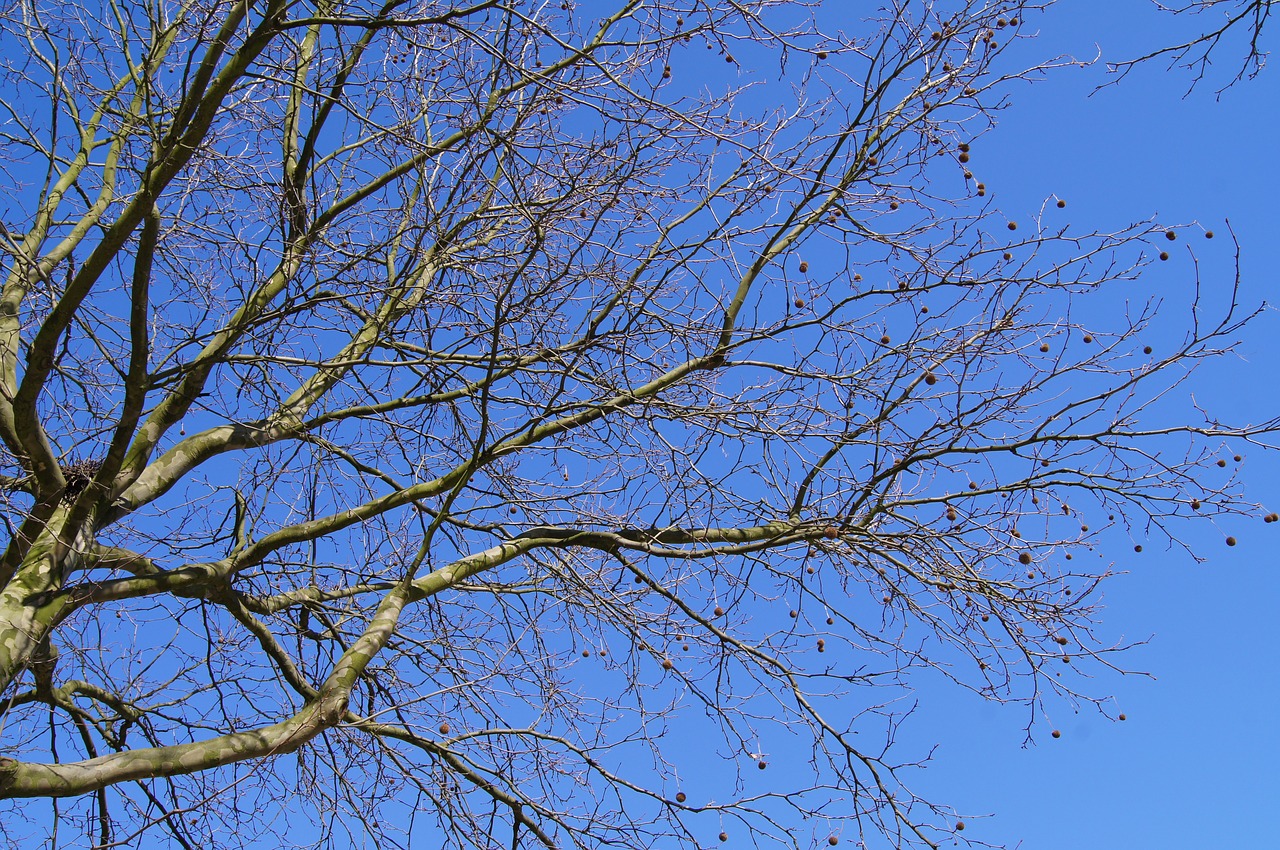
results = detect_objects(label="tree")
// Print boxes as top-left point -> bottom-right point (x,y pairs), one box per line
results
0,1 -> 1271,847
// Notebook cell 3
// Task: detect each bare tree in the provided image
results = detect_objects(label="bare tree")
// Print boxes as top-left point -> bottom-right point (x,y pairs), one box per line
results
1109,0 -> 1274,89
0,1 -> 1271,847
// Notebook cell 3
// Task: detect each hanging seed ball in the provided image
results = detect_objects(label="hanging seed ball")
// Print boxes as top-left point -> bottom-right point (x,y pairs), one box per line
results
1134,544 -> 1143,553
824,526 -> 839,539
920,305 -> 929,314
981,614 -> 990,622
1144,345 -> 1153,354
1040,343 -> 1050,352
794,298 -> 805,308
725,54 -> 734,63
889,201 -> 899,210
439,722 -> 450,734
969,481 -> 979,490
924,372 -> 938,385
757,760 -> 767,770
817,639 -> 826,652
807,566 -> 815,574
829,837 -> 840,846
1003,252 -> 1013,260
827,616 -> 835,625
1191,499 -> 1202,510
1234,454 -> 1243,462
1010,17 -> 1018,24
1051,729 -> 1061,739
959,143 -> 971,152
977,189 -> 986,197
789,609 -> 798,618
867,155 -> 878,165
510,505 -> 519,514
720,833 -> 729,842
662,658 -> 673,670
946,508 -> 958,521
1269,513 -> 1279,523
817,50 -> 828,59
881,334 -> 891,344
1205,230 -> 1214,238
1159,251 -> 1169,261
1118,713 -> 1127,721
959,152 -> 970,163
956,821 -> 966,831
799,260 -> 809,273
683,644 -> 690,651
882,595 -> 892,603
1057,199 -> 1066,208
854,273 -> 863,281
582,649 -> 590,657
676,792 -> 687,803
1018,552 -> 1032,565
714,605 -> 725,617
1217,459 -> 1227,468
964,170 -> 973,179
1007,221 -> 1017,230
1027,571 -> 1036,580
1226,536 -> 1237,546
1165,230 -> 1176,241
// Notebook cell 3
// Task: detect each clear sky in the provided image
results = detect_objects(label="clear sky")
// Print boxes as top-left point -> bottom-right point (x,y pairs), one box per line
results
886,3 -> 1280,847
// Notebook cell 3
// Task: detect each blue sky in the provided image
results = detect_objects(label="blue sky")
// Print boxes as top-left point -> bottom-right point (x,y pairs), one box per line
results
888,3 -> 1280,847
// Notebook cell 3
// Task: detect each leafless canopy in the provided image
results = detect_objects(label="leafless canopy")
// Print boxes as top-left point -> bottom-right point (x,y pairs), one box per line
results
0,1 -> 1271,848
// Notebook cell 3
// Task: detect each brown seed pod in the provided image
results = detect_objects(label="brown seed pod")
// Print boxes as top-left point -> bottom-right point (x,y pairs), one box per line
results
799,260 -> 809,273
757,760 -> 767,770
1226,536 -> 1237,546
720,833 -> 729,842
824,526 -> 839,539
662,658 -> 673,670
959,143 -> 971,152
1003,252 -> 1013,260
827,616 -> 835,625
1234,455 -> 1242,462
714,605 -> 725,617
828,837 -> 839,846
1051,729 -> 1061,739
509,505 -> 519,514
956,821 -> 966,831
1143,345 -> 1153,354
1134,544 -> 1143,553
946,508 -> 958,521
676,792 -> 687,803
924,372 -> 937,385
1118,713 -> 1127,721
439,722 -> 450,734
1191,499 -> 1202,510
1165,230 -> 1176,241
1027,571 -> 1036,580
889,201 -> 899,210
1217,459 -> 1227,468
1082,334 -> 1093,343
1040,343 -> 1050,352
1205,230 -> 1214,238
1007,221 -> 1017,230
881,334 -> 891,344
958,152 -> 970,163
1018,552 -> 1032,565
1159,251 -> 1169,261
817,50 -> 828,59
794,298 -> 805,308
1057,199 -> 1066,208
582,649 -> 590,657
789,610 -> 798,618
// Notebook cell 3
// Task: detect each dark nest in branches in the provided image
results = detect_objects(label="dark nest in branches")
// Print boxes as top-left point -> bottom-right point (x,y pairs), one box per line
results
59,458 -> 103,503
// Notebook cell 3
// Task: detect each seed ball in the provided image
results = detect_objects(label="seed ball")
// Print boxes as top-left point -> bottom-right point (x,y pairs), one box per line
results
881,334 -> 891,344
799,261 -> 809,273
977,189 -> 986,197
439,722 -> 450,734
509,505 -> 519,514
1007,221 -> 1017,230
1191,499 -> 1201,510
920,306 -> 928,313
1010,17 -> 1018,24
829,837 -> 839,846
969,481 -> 978,490
789,610 -> 798,618
1144,346 -> 1153,354
946,508 -> 958,521
720,833 -> 729,842
662,658 -> 673,670
794,298 -> 805,308
582,650 -> 590,657
867,155 -> 877,165
676,792 -> 687,803
1003,252 -> 1013,260
924,372 -> 937,385
1159,251 -> 1169,261
725,54 -> 734,63
1217,459 -> 1227,468
1056,199 -> 1066,208
1027,571 -> 1035,579
882,595 -> 891,603
1226,536 -> 1237,546
714,605 -> 725,617
757,760 -> 767,770
827,616 -> 835,625
1165,230 -> 1176,241
959,143 -> 971,152
959,152 -> 970,163
1018,552 -> 1032,565
956,821 -> 966,831
1234,455 -> 1242,462
1040,343 -> 1050,352
889,201 -> 899,210
1051,729 -> 1061,739
1118,713 -> 1127,721
1205,230 -> 1214,238
1134,544 -> 1143,553
807,566 -> 815,574
981,614 -> 989,622
854,273 -> 862,281
817,50 -> 828,59
824,526 -> 839,539
1270,513 -> 1279,523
